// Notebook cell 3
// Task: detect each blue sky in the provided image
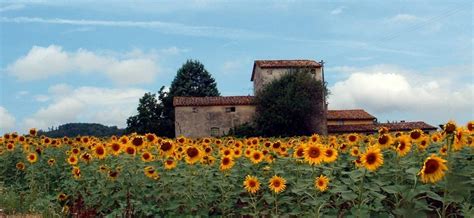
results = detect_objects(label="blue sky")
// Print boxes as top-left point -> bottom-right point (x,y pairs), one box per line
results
0,0 -> 473,134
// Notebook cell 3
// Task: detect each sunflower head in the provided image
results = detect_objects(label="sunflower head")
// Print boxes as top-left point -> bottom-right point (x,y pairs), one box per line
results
140,151 -> 154,162
219,156 -> 235,171
27,152 -> 38,164
144,166 -> 160,180
315,175 -> 330,192
304,144 -> 324,165
361,146 -> 384,171
164,158 -> 177,170
323,146 -> 338,163
269,175 -> 286,194
418,154 -> 448,183
250,150 -> 264,164
16,162 -> 26,171
395,135 -> 412,157
467,121 -> 474,133
443,121 -> 457,134
72,166 -> 81,179
243,175 -> 260,194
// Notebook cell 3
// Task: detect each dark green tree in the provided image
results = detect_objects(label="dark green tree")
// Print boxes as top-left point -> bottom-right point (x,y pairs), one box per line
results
126,91 -> 164,134
126,60 -> 220,137
254,70 -> 327,137
160,60 -> 220,137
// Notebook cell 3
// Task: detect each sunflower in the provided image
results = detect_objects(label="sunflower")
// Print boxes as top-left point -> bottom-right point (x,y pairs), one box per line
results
124,145 -> 137,156
27,152 -> 38,164
16,162 -> 26,171
145,133 -> 157,144
378,126 -> 390,134
323,146 -> 338,163
418,154 -> 448,183
409,129 -> 424,142
314,175 -> 330,192
119,135 -> 129,145
99,165 -> 108,173
233,148 -> 243,158
453,128 -> 466,151
164,158 -> 177,170
185,146 -> 201,165
159,140 -> 175,157
268,175 -> 286,194
141,151 -> 154,162
265,154 -> 275,163
250,150 -> 264,164
93,144 -> 107,159
272,141 -> 282,151
144,166 -> 160,180
67,155 -> 78,165
443,120 -> 457,134
377,134 -> 393,148
6,143 -> 15,151
467,121 -> 474,133
395,135 -> 412,157
417,137 -> 430,151
221,148 -> 233,157
350,146 -> 360,157
48,158 -> 56,166
71,148 -> 80,155
304,144 -> 324,165
108,170 -> 119,180
310,134 -> 320,143
431,133 -> 443,143
346,133 -> 360,146
243,175 -> 260,194
220,156 -> 235,171
354,156 -> 363,168
439,145 -> 448,156
80,152 -> 93,163
293,144 -> 306,159
361,146 -> 384,171
109,142 -> 122,156
72,166 -> 81,179
28,128 -> 37,137
130,136 -> 146,149
57,193 -> 68,201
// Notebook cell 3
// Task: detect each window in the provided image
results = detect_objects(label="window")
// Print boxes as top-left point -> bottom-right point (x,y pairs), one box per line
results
311,69 -> 316,75
192,107 -> 198,113
338,120 -> 345,125
225,107 -> 236,113
210,127 -> 219,137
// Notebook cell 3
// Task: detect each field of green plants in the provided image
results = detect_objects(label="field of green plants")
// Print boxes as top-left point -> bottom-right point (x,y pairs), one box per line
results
0,121 -> 473,217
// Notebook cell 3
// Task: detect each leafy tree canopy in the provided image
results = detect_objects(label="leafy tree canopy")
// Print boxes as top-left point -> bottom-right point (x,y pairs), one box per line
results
254,70 -> 327,137
39,123 -> 124,138
126,60 -> 220,137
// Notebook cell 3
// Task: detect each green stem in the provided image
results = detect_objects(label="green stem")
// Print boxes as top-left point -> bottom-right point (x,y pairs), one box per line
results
442,134 -> 453,218
358,169 -> 367,217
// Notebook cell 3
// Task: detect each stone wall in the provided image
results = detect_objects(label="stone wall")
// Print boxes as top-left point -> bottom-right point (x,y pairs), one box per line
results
175,105 -> 256,138
253,66 -> 323,95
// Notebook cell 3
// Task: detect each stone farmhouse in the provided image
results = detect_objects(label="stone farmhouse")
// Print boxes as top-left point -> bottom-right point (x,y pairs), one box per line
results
173,60 -> 436,138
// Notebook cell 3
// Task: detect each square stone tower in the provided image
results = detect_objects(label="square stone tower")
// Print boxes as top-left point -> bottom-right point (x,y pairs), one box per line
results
250,59 -> 327,135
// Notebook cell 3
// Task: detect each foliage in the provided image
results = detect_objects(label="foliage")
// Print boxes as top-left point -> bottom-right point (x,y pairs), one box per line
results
227,122 -> 260,137
39,123 -> 124,137
254,70 -> 328,137
1,123 -> 473,217
126,60 -> 220,137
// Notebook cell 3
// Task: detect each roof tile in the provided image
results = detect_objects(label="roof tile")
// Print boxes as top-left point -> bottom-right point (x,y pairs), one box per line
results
327,109 -> 376,120
328,121 -> 438,134
173,96 -> 255,107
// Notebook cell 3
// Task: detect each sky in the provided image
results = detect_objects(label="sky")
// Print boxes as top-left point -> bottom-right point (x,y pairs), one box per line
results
0,0 -> 473,134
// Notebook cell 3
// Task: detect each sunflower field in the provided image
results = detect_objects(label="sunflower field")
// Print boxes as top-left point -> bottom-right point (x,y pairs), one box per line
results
1,121 -> 473,217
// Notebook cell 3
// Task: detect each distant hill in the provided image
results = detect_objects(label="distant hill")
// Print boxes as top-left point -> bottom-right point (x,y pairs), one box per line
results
39,123 -> 125,138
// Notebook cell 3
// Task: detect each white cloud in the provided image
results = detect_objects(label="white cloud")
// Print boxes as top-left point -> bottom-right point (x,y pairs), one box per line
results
159,46 -> 189,55
328,65 -> 474,125
6,45 -> 160,85
389,14 -> 422,22
0,16 -> 267,39
22,85 -> 147,131
330,7 -> 345,15
0,106 -> 16,134
0,4 -> 25,12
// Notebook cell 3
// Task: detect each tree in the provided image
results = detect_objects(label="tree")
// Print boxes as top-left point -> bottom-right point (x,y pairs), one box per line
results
254,70 -> 327,137
126,60 -> 220,137
126,92 -> 164,134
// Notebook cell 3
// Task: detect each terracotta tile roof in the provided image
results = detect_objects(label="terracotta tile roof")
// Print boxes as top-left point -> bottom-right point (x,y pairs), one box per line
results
251,59 -> 322,81
173,96 -> 255,107
255,60 -> 322,68
327,121 -> 438,134
327,109 -> 376,120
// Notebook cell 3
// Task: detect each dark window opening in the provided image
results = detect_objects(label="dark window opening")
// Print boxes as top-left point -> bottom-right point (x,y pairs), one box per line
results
210,127 -> 219,137
192,107 -> 198,113
225,107 -> 236,113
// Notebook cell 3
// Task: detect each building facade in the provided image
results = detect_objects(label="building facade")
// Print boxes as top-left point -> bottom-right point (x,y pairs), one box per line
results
173,59 -> 437,138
